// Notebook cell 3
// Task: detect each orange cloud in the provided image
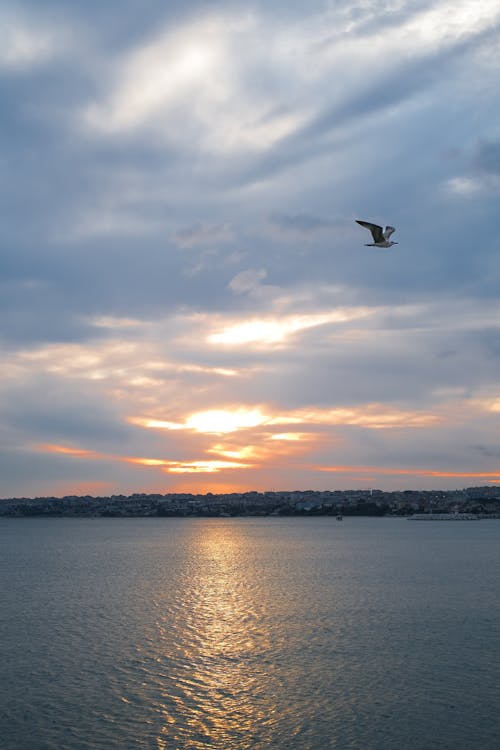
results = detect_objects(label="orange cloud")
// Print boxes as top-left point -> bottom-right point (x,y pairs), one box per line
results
162,460 -> 253,474
35,444 -> 255,475
472,396 -> 500,413
317,464 -> 500,479
36,443 -> 100,458
276,405 -> 439,429
208,444 -> 262,460
124,457 -> 170,467
125,456 -> 253,473
33,441 -> 500,485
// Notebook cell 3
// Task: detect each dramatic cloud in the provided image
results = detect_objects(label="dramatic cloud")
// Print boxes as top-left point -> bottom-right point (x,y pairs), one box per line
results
1,0 -> 500,496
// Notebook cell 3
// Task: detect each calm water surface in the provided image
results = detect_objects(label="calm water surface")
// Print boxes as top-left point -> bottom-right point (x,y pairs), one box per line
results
1,517 -> 499,749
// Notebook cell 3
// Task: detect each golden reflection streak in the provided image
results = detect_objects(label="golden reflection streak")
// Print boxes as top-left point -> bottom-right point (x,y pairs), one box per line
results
157,523 -> 273,749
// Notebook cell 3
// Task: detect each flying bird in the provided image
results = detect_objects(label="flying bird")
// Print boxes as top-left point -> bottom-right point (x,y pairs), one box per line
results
356,220 -> 398,248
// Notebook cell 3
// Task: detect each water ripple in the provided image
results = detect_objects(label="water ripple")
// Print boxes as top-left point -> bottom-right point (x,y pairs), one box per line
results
1,518 -> 500,749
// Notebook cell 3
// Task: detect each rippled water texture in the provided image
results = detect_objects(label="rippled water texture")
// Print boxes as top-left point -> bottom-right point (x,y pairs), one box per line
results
1,517 -> 500,749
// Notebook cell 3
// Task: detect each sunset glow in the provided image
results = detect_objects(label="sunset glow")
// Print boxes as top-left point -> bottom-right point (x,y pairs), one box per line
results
125,457 -> 170,467
163,460 -> 253,474
270,433 -> 308,441
4,9 -> 500,750
32,441 -> 500,485
2,0 -> 500,498
128,408 -> 269,434
185,408 -> 267,434
129,402 -> 439,437
317,465 -> 500,480
36,444 -> 99,458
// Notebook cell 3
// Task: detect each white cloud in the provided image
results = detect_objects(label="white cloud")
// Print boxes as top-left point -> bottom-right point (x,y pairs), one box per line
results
207,308 -> 373,346
443,176 -> 484,196
442,167 -> 500,199
228,268 -> 268,296
0,9 -> 71,71
81,12 -> 313,152
80,0 -> 500,163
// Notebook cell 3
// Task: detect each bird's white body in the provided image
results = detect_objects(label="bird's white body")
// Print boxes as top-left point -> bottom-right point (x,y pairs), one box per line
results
355,220 -> 398,247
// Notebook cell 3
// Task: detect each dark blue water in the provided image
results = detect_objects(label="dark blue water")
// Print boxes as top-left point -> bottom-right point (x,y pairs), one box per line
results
1,517 -> 499,749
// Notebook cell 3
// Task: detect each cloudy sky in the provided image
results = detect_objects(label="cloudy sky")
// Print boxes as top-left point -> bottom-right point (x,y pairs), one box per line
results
2,0 -> 500,498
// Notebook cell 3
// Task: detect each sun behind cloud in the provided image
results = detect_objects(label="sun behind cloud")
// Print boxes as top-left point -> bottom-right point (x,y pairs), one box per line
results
184,408 -> 267,434
129,407 -> 269,435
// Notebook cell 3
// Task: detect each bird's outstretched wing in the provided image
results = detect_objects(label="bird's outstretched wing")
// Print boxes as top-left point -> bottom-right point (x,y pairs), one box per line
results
355,220 -> 384,243
384,226 -> 396,240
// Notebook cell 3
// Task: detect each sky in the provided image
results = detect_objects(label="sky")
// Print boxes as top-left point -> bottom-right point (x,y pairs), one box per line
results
2,0 -> 500,498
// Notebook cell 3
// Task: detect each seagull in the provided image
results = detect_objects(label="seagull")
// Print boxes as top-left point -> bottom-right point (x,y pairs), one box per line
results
355,220 -> 398,248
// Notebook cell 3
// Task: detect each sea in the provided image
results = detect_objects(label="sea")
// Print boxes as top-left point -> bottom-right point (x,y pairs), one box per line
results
1,516 -> 499,750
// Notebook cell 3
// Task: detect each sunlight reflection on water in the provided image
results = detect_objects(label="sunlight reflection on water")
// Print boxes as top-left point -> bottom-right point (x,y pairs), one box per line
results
1,518 -> 500,750
154,523 -> 276,749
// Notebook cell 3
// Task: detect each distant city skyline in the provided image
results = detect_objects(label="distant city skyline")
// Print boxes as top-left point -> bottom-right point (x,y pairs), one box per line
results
2,0 -> 500,496
2,486 -> 499,518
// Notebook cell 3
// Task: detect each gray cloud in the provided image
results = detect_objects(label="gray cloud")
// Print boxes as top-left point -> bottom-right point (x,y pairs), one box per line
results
269,212 -> 349,237
0,375 -> 129,445
474,139 -> 500,176
171,221 -> 234,248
